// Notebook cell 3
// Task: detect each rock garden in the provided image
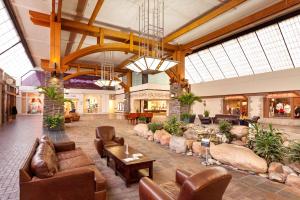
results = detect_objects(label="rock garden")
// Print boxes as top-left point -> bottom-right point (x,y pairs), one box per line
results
133,92 -> 300,189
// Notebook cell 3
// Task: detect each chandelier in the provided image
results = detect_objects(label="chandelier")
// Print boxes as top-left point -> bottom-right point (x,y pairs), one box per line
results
125,0 -> 178,73
94,52 -> 120,87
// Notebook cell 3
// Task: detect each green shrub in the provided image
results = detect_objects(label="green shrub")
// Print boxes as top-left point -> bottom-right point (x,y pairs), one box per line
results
204,110 -> 210,117
164,116 -> 182,136
218,120 -> 233,143
180,113 -> 190,122
46,114 -> 64,129
253,124 -> 284,164
148,122 -> 163,133
288,141 -> 300,163
138,116 -> 147,123
178,92 -> 201,113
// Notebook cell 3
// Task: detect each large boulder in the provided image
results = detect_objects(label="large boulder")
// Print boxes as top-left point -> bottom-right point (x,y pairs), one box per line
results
154,129 -> 172,145
169,136 -> 187,153
210,143 -> 268,173
286,175 -> 300,189
192,142 -> 206,156
289,162 -> 300,174
154,129 -> 169,143
183,128 -> 198,140
268,162 -> 284,173
134,124 -> 148,137
230,126 -> 249,139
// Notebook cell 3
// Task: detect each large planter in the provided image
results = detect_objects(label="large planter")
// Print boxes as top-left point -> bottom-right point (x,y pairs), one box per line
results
189,115 -> 196,123
169,136 -> 187,153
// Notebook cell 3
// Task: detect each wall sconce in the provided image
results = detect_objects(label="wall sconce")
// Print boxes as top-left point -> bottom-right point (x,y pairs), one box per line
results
51,62 -> 58,78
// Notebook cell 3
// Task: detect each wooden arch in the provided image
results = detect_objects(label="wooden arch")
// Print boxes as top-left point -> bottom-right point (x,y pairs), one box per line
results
62,43 -> 140,66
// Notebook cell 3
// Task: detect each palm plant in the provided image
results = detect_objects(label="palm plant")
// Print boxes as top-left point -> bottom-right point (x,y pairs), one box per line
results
288,141 -> 300,163
253,124 -> 284,164
177,92 -> 202,114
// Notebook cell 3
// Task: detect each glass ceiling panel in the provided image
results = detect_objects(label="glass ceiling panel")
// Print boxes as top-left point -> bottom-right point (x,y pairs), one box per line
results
256,24 -> 293,71
279,15 -> 300,68
238,32 -> 272,74
209,44 -> 238,78
198,50 -> 224,80
188,53 -> 213,82
0,0 -> 33,78
185,57 -> 202,83
222,39 -> 253,76
0,43 -> 33,78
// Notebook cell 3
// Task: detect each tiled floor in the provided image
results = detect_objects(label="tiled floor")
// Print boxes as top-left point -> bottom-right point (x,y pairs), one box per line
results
0,114 -> 300,200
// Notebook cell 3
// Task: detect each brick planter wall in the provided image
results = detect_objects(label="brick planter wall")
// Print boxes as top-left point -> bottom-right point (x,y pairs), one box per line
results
43,72 -> 64,130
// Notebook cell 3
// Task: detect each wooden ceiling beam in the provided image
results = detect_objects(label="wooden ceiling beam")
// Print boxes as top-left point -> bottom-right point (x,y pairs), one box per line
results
64,0 -> 88,56
77,0 -> 104,50
29,10 -> 177,52
182,0 -> 300,50
115,55 -> 139,69
164,0 -> 246,43
57,0 -> 62,22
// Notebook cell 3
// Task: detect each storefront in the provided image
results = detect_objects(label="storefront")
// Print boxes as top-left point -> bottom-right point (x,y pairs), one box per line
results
223,96 -> 248,117
264,92 -> 300,119
143,100 -> 167,114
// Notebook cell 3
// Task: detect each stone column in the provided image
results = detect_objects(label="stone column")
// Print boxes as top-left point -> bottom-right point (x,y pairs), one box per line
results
168,83 -> 188,120
123,92 -> 130,113
43,72 -> 64,130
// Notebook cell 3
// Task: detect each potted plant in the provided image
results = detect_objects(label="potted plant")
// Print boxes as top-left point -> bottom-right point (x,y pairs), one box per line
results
163,116 -> 182,136
148,122 -> 163,133
38,86 -> 64,131
46,114 -> 64,131
180,113 -> 190,123
138,116 -> 147,124
178,92 -> 201,123
164,117 -> 187,153
204,110 -> 210,118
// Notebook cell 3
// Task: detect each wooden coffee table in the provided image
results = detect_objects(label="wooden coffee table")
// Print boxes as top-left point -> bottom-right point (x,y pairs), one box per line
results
105,146 -> 155,187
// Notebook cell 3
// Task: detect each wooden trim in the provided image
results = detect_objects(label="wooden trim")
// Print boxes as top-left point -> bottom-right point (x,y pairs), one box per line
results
164,0 -> 246,43
29,11 -> 176,52
57,0 -> 62,22
183,0 -> 300,50
76,0 -> 104,50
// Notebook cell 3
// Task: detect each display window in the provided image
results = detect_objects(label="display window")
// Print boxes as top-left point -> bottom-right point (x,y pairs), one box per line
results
27,93 -> 43,114
83,94 -> 101,113
264,93 -> 300,119
223,96 -> 248,117
64,99 -> 79,113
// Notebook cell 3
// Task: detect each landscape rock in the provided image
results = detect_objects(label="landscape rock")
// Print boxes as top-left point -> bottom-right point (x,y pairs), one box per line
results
210,143 -> 268,173
192,142 -> 206,156
286,175 -> 300,189
289,162 -> 300,174
134,124 -> 148,137
186,139 -> 194,149
241,137 -> 247,143
283,165 -> 296,176
283,141 -> 290,147
268,162 -> 284,173
153,129 -> 169,143
183,128 -> 199,140
159,131 -> 172,146
230,125 -> 249,139
268,172 -> 286,183
258,173 -> 268,178
169,136 -> 187,153
231,140 -> 246,146
148,135 -> 154,141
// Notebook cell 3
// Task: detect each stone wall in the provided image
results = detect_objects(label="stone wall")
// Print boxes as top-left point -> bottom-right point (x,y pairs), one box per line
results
168,83 -> 188,119
43,72 -> 64,130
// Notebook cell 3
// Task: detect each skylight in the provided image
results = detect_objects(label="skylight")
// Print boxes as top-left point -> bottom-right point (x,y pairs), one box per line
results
186,13 -> 300,84
0,0 -> 34,79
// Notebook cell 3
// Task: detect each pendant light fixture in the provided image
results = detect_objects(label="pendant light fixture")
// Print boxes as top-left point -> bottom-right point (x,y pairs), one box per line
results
125,0 -> 178,73
94,52 -> 120,87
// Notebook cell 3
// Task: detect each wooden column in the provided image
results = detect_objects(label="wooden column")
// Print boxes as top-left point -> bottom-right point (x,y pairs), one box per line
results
50,12 -> 61,72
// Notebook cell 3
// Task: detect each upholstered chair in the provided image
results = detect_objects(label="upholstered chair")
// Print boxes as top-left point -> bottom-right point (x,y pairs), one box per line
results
139,167 -> 232,200
94,126 -> 124,157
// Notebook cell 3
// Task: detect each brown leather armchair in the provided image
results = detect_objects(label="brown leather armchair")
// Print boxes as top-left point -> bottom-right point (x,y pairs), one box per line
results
94,126 -> 124,157
139,167 -> 232,200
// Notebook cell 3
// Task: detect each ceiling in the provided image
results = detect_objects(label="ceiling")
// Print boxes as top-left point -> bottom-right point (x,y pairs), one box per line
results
9,0 -> 282,69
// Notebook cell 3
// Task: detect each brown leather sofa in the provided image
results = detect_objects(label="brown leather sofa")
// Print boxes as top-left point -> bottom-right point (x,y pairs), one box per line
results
94,126 -> 124,157
213,114 -> 240,125
139,167 -> 232,200
20,136 -> 107,200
